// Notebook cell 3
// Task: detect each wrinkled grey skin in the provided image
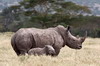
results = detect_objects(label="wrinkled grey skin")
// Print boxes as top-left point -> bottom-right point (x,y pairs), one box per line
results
11,25 -> 87,56
28,45 -> 56,56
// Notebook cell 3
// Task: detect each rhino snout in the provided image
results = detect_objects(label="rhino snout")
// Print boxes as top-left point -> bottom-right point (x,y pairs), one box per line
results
79,45 -> 82,49
77,45 -> 82,49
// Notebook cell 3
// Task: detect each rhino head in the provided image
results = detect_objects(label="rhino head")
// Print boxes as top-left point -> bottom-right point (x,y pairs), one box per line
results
65,26 -> 87,49
56,25 -> 87,49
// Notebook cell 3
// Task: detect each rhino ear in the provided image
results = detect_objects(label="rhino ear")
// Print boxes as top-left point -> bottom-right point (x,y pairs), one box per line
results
66,25 -> 71,32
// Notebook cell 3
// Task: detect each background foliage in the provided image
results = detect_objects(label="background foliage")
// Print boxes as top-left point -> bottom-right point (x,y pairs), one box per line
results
0,0 -> 100,37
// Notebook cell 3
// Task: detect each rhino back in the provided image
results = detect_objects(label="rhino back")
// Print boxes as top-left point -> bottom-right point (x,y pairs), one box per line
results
28,28 -> 64,48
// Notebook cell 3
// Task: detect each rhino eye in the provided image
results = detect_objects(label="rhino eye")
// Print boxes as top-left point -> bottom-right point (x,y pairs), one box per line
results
73,39 -> 75,41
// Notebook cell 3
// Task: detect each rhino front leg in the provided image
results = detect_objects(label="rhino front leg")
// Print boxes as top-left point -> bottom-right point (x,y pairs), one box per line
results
53,47 -> 60,56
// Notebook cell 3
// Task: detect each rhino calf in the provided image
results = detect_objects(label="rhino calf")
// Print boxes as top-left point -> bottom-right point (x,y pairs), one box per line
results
28,45 -> 56,56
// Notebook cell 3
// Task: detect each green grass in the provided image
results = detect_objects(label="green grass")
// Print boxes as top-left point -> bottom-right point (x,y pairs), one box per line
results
0,32 -> 100,66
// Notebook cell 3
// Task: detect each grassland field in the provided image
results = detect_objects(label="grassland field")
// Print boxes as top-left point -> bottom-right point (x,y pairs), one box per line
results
0,32 -> 100,66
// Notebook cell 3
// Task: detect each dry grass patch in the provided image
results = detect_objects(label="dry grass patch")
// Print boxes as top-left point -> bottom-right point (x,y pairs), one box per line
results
0,32 -> 100,66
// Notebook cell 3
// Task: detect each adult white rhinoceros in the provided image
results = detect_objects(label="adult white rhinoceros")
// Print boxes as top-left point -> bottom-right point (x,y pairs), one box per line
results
11,25 -> 87,56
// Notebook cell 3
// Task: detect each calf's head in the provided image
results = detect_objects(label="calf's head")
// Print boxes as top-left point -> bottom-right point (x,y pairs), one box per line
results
65,26 -> 87,49
45,45 -> 56,55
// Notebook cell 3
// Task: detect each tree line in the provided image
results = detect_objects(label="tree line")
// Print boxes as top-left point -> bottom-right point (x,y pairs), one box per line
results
0,0 -> 100,37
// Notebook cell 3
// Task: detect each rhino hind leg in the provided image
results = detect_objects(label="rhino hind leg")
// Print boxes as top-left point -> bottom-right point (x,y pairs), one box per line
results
13,47 -> 20,56
11,35 -> 21,56
11,42 -> 21,56
20,51 -> 27,56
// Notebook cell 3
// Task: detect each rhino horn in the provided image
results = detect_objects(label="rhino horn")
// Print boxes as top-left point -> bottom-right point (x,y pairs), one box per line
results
80,31 -> 87,43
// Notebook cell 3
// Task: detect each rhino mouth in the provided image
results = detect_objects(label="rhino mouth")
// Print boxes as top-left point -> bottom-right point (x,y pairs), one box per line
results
67,45 -> 82,49
71,45 -> 82,49
76,46 -> 82,49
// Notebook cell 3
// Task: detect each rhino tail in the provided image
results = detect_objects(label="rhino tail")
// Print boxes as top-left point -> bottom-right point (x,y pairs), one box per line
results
11,34 -> 20,56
